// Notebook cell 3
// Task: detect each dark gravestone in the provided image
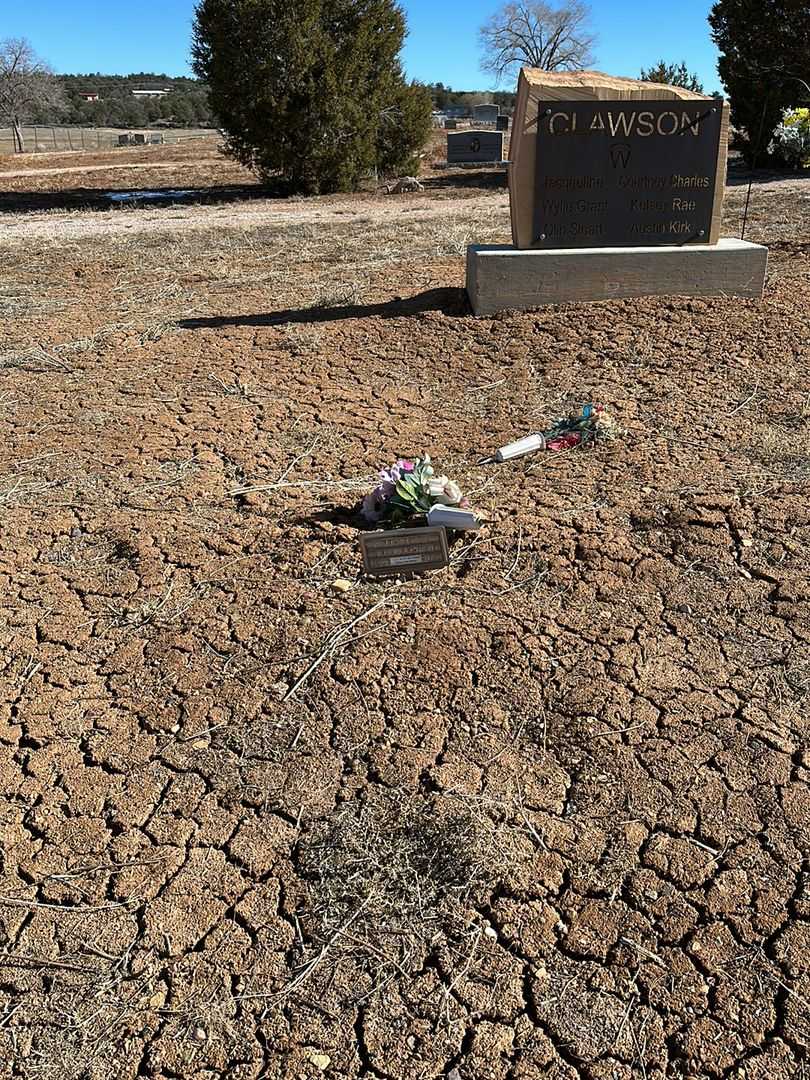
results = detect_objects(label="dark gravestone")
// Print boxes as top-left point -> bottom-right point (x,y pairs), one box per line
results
118,134 -> 131,147
150,133 -> 163,144
532,99 -> 723,248
447,130 -> 504,164
445,119 -> 457,130
473,104 -> 500,125
497,115 -> 509,131
132,133 -> 146,145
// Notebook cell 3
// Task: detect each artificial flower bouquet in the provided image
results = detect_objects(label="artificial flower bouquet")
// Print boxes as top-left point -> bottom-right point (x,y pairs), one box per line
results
542,403 -> 623,451
361,456 -> 469,525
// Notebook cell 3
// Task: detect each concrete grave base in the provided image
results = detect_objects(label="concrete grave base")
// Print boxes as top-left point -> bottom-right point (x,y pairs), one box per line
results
466,238 -> 768,315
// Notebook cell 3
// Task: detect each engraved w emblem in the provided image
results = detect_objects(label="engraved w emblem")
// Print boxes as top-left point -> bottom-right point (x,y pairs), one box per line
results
610,142 -> 631,168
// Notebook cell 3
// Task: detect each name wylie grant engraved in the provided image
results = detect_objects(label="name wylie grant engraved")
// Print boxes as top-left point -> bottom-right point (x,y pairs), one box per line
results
532,99 -> 723,248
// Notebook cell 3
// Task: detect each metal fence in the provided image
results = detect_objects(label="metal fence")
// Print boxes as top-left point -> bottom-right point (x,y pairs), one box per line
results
0,126 -> 216,157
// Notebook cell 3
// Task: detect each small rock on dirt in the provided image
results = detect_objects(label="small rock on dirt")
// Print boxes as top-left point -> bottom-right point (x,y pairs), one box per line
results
331,578 -> 352,593
306,1051 -> 331,1070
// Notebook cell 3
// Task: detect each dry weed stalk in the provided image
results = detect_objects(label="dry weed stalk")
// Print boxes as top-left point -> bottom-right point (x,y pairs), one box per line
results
105,580 -> 206,630
283,597 -> 388,700
287,791 -> 508,999
0,347 -> 73,373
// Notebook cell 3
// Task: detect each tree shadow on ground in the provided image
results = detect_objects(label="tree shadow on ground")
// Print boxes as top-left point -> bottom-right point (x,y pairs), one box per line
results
0,182 -> 267,214
177,287 -> 471,329
725,164 -> 810,186
420,167 -> 508,192
296,508 -> 370,530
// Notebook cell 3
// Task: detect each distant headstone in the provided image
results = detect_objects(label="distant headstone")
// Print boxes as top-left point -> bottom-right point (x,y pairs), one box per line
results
150,133 -> 163,145
445,119 -> 457,130
447,130 -> 504,164
132,133 -> 146,145
118,134 -> 131,147
473,104 -> 499,125
496,115 -> 509,131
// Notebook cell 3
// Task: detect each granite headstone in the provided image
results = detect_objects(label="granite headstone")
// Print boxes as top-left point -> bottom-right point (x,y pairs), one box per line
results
447,130 -> 504,164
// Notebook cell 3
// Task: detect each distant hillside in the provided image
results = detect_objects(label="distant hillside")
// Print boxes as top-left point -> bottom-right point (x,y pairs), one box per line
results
32,74 -> 514,130
41,73 -> 214,128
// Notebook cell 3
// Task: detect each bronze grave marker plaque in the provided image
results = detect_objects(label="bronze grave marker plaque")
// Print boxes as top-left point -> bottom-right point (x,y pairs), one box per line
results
360,526 -> 449,577
532,99 -> 723,248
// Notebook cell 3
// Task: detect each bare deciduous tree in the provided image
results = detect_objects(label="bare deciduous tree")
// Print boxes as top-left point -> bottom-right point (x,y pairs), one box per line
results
479,1 -> 596,84
0,38 -> 64,153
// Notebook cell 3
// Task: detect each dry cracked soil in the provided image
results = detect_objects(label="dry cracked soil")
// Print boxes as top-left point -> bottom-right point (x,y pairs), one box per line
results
1,137 -> 810,1080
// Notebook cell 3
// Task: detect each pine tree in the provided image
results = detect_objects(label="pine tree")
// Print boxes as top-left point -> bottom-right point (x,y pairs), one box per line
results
640,60 -> 704,94
191,0 -> 432,194
709,0 -> 810,164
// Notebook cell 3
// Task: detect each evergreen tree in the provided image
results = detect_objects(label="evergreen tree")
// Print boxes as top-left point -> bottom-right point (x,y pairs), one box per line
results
377,79 -> 432,177
191,0 -> 432,193
640,60 -> 704,93
709,0 -> 810,163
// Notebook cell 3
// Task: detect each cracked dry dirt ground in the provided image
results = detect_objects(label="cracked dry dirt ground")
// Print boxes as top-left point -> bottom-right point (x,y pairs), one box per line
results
1,149 -> 810,1080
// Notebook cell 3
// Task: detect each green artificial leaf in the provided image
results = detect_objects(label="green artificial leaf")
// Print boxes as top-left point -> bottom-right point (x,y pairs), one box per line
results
395,480 -> 418,503
390,495 -> 416,515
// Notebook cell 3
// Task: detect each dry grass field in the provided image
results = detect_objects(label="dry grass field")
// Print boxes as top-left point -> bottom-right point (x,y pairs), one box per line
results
0,127 -> 215,157
1,137 -> 810,1080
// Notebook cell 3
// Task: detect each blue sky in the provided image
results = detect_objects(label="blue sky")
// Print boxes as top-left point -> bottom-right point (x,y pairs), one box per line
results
3,0 -> 724,94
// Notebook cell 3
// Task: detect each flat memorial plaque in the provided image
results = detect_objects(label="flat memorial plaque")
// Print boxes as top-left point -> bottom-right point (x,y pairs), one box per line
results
360,526 -> 449,577
533,99 -> 723,248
